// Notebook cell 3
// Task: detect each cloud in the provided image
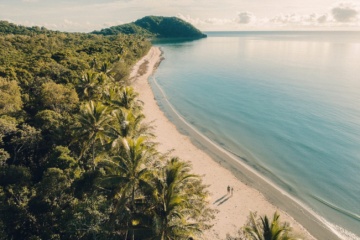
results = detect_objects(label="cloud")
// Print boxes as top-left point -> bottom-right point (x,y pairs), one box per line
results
178,1 -> 360,30
177,13 -> 203,25
269,14 -> 301,24
237,12 -> 254,24
177,13 -> 234,26
22,19 -> 107,32
178,12 -> 257,26
204,18 -> 233,25
317,14 -> 328,23
267,13 -> 332,26
7,0 -> 360,31
331,2 -> 359,22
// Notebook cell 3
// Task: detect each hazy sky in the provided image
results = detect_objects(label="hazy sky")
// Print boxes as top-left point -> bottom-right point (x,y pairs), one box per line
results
1,0 -> 359,32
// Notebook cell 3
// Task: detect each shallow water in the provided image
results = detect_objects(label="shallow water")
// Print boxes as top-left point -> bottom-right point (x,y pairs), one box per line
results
153,32 -> 360,239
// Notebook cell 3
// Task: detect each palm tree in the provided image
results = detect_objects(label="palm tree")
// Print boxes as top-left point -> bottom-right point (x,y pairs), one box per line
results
100,61 -> 111,75
98,136 -> 157,239
244,211 -> 297,240
108,108 -> 153,153
117,86 -> 143,111
74,100 -> 111,169
152,158 -> 205,240
77,70 -> 104,100
101,85 -> 120,104
90,57 -> 97,70
102,86 -> 143,112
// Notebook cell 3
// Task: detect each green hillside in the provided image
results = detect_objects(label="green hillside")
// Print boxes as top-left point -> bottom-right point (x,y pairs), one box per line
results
93,16 -> 207,39
0,20 -> 52,35
0,19 -> 213,239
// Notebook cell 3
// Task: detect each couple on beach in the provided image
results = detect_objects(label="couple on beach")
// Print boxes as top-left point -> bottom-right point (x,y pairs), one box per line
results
227,185 -> 234,196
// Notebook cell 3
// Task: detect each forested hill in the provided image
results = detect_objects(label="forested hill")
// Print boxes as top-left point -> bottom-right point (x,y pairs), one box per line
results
0,17 -> 206,39
92,16 -> 207,39
0,20 -> 53,35
0,19 -> 214,239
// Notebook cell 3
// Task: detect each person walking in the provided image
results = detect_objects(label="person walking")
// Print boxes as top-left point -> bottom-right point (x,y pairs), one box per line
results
227,185 -> 230,194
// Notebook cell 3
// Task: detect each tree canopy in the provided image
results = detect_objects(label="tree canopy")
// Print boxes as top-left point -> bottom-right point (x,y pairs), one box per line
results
0,20 -> 51,35
0,20 -> 214,239
93,16 -> 207,39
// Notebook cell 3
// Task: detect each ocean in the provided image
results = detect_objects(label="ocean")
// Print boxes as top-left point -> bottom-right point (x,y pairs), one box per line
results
152,32 -> 360,239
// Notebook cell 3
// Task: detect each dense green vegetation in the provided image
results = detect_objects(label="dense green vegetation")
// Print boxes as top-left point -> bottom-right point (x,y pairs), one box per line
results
0,20 -> 300,240
0,20 -> 53,35
0,20 -> 214,239
93,16 -> 207,39
226,212 -> 299,240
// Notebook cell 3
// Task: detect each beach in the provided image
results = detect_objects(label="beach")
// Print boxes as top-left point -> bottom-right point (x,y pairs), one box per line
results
130,46 -> 341,240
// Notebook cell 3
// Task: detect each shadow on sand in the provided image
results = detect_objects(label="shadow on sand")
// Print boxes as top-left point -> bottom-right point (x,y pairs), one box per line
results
217,196 -> 231,206
213,194 -> 232,206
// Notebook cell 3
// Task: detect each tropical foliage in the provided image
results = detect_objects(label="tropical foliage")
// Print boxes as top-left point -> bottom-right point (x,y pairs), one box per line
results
226,211 -> 299,240
0,20 -> 214,239
93,16 -> 207,39
0,19 -> 300,240
0,20 -> 51,35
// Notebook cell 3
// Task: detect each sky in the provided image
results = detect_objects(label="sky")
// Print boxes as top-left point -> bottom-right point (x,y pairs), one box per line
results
0,0 -> 360,32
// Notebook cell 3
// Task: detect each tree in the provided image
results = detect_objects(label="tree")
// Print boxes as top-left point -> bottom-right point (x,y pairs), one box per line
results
0,165 -> 35,239
74,101 -> 111,169
98,136 -> 156,239
108,86 -> 143,112
9,124 -> 42,166
34,109 -> 72,146
40,81 -> 79,113
65,195 -> 112,240
47,146 -> 78,173
0,116 -> 17,145
152,158 -> 214,240
25,167 -> 81,239
0,78 -> 22,116
100,61 -> 115,81
108,108 -> 152,153
77,71 -> 102,100
238,212 -> 298,240
0,25 -> 154,239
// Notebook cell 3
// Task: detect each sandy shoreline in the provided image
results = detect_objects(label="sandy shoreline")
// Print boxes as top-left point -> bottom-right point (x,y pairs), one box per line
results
131,47 -> 341,240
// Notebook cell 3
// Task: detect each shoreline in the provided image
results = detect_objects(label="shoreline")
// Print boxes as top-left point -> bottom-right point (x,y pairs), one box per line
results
131,46 -> 342,240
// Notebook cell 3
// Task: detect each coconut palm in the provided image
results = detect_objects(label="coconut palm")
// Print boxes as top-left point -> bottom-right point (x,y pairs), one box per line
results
77,70 -> 109,100
117,86 -> 143,111
74,100 -> 111,168
98,136 -> 157,239
151,158 -> 205,240
244,211 -> 297,240
102,85 -> 142,112
108,108 -> 153,153
90,57 -> 97,70
100,61 -> 111,75
101,85 -> 119,104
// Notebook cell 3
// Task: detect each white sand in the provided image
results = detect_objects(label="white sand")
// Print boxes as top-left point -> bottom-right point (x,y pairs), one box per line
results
131,47 -> 319,240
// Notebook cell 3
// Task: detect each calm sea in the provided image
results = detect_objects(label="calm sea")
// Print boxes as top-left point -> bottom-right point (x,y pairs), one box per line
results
152,32 -> 360,239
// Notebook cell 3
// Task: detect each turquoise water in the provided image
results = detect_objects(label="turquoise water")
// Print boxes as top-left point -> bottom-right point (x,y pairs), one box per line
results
153,32 -> 360,239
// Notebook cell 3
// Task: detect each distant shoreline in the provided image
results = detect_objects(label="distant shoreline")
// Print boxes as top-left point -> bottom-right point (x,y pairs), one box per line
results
131,46 -> 342,240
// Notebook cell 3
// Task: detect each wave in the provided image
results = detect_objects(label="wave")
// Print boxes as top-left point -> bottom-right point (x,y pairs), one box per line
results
310,195 -> 360,240
311,195 -> 360,222
318,217 -> 360,240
